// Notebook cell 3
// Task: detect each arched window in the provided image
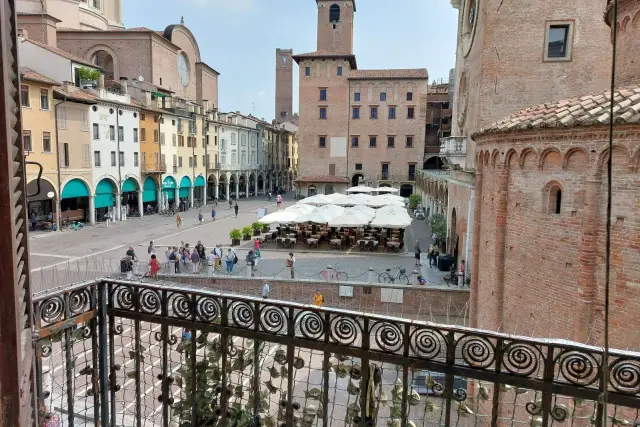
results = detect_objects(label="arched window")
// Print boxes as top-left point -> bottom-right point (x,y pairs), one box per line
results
308,185 -> 317,197
544,183 -> 563,214
329,4 -> 340,23
324,184 -> 335,195
553,188 -> 562,214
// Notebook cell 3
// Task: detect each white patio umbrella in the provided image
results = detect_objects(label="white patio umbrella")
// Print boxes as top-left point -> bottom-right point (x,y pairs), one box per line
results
299,194 -> 333,206
345,205 -> 376,216
347,193 -> 374,205
324,193 -> 351,205
328,211 -> 374,228
294,204 -> 345,224
378,194 -> 405,202
258,210 -> 300,224
370,206 -> 412,228
375,187 -> 399,193
345,186 -> 376,193
286,203 -> 316,215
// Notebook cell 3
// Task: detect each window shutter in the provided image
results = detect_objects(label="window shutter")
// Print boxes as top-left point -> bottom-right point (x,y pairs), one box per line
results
58,142 -> 66,167
82,144 -> 91,167
160,132 -> 165,145
0,5 -> 35,425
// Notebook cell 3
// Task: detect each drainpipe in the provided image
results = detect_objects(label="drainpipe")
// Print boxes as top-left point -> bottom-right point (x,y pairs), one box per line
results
115,103 -> 122,221
53,95 -> 69,232
346,78 -> 351,184
158,111 -> 163,207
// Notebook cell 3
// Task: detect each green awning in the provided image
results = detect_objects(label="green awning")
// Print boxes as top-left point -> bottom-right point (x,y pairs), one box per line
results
179,187 -> 189,198
122,177 -> 138,193
162,176 -> 176,189
194,176 -> 205,187
143,176 -> 158,191
95,179 -> 115,209
180,176 -> 192,188
61,179 -> 89,199
162,188 -> 175,200
152,91 -> 168,98
143,177 -> 157,203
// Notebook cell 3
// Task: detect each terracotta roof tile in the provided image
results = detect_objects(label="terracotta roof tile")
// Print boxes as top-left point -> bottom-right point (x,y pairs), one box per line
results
292,50 -> 357,68
25,38 -> 98,68
474,86 -> 640,137
295,175 -> 350,184
53,88 -> 98,103
348,68 -> 428,80
20,67 -> 59,85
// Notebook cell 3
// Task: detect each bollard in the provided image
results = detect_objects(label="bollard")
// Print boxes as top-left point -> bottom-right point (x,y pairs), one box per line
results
457,272 -> 464,287
326,265 -> 333,281
368,267 -> 375,283
412,270 -> 419,286
247,265 -> 252,278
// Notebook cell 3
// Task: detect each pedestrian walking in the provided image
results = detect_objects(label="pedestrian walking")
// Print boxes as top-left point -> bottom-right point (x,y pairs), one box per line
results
286,252 -> 295,279
261,281 -> 270,299
314,289 -> 324,307
176,213 -> 183,228
126,246 -> 139,262
459,260 -> 466,286
213,245 -> 222,270
148,240 -> 155,255
225,248 -> 236,273
253,238 -> 262,259
198,210 -> 204,224
268,192 -> 272,201
105,212 -> 112,227
229,199 -> 233,209
30,211 -> 37,231
191,249 -> 200,274
276,194 -> 282,208
234,203 -> 239,218
149,254 -> 161,280
414,240 -> 422,267
428,244 -> 435,268
211,207 -> 216,222
170,247 -> 179,273
246,250 -> 256,276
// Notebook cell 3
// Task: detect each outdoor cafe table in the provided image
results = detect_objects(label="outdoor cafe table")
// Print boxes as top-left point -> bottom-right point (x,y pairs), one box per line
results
307,238 -> 319,248
330,239 -> 343,249
387,241 -> 401,252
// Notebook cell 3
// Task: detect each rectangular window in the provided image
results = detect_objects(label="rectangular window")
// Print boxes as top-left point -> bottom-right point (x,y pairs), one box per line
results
381,163 -> 389,179
407,107 -> 415,119
23,130 -> 32,151
172,119 -> 176,126
40,89 -> 49,110
133,152 -> 139,167
329,164 -> 336,176
407,92 -> 413,101
178,156 -> 183,167
305,66 -> 310,76
81,110 -> 89,131
545,22 -> 573,60
406,136 -> 414,148
141,128 -> 147,142
319,107 -> 327,120
380,92 -> 386,102
194,156 -> 198,167
173,155 -> 177,166
319,88 -> 327,101
133,128 -> 138,142
351,136 -> 359,147
369,136 -> 377,147
352,107 -> 360,119
62,143 -> 69,167
188,157 -> 193,167
337,66 -> 343,76
408,164 -> 416,179
118,126 -> 124,141
154,129 -> 159,143
172,134 -> 177,146
42,132 -> 51,152
319,136 -> 326,148
57,106 -> 67,129
178,135 -> 184,147
355,163 -> 362,170
109,125 -> 115,140
111,151 -> 116,166
140,113 -> 146,121
93,123 -> 99,139
354,92 -> 360,102
119,151 -> 125,166
370,106 -> 378,119
387,136 -> 395,148
20,85 -> 29,107
388,106 -> 396,119
94,151 -> 101,167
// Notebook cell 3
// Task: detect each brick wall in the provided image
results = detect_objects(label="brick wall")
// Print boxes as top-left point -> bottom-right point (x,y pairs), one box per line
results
474,126 -> 640,348
316,0 -> 355,54
161,274 -> 470,321
275,49 -> 294,120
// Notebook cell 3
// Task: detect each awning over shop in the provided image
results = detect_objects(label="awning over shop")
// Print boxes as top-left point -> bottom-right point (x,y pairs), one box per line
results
61,179 -> 89,199
179,187 -> 190,198
143,177 -> 158,203
122,177 -> 138,193
95,179 -> 115,209
180,176 -> 192,188
162,176 -> 176,200
194,176 -> 205,187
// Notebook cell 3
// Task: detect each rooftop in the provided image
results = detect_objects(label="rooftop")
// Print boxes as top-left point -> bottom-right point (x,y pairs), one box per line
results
53,87 -> 98,104
295,175 -> 350,184
23,37 -> 99,69
292,50 -> 357,68
349,68 -> 429,80
474,86 -> 640,137
20,67 -> 59,85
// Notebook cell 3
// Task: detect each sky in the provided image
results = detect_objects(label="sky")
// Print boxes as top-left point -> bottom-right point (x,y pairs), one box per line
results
123,0 -> 458,121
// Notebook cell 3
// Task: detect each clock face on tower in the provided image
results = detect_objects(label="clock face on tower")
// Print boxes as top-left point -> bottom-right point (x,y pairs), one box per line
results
461,0 -> 479,57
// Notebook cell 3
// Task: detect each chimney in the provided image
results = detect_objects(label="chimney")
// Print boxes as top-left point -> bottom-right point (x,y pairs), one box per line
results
203,100 -> 209,111
119,77 -> 128,95
145,90 -> 152,106
98,74 -> 105,89
62,81 -> 77,93
605,0 -> 639,86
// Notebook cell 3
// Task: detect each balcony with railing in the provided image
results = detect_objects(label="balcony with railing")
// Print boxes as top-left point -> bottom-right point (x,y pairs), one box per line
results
439,136 -> 468,170
140,161 -> 166,173
377,173 -> 416,182
207,162 -> 222,170
32,278 -> 640,427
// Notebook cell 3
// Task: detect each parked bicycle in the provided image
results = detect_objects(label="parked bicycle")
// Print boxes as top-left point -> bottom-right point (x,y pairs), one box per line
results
319,263 -> 349,282
443,265 -> 458,286
63,220 -> 84,231
378,266 -> 409,285
194,199 -> 204,208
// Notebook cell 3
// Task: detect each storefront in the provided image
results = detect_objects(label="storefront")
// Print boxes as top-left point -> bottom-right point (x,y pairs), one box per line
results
27,179 -> 57,229
121,177 -> 140,215
60,178 -> 90,222
179,176 -> 191,210
95,178 -> 116,220
143,176 -> 158,211
162,176 -> 177,209
194,175 -> 205,203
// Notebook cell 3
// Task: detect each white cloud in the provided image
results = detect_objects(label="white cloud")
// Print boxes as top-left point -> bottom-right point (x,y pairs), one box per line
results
185,0 -> 255,12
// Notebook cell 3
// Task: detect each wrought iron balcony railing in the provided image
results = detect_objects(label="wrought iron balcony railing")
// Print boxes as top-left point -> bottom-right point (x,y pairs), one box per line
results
140,161 -> 167,173
33,279 -> 640,427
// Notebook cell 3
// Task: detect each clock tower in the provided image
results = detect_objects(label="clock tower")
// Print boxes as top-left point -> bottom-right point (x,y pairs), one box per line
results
275,48 -> 294,122
316,0 -> 355,53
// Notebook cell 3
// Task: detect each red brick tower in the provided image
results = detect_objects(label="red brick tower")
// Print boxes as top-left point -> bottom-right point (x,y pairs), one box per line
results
275,48 -> 294,122
316,0 -> 355,53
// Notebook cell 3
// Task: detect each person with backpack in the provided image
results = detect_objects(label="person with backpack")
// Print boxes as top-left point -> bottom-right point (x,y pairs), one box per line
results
190,249 -> 200,273
225,248 -> 236,273
169,247 -> 179,273
246,250 -> 257,276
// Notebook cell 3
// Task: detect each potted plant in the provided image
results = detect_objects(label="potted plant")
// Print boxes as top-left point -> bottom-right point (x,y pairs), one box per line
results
77,67 -> 101,88
408,194 -> 421,210
261,223 -> 270,233
229,229 -> 242,246
242,226 -> 253,241
251,221 -> 262,236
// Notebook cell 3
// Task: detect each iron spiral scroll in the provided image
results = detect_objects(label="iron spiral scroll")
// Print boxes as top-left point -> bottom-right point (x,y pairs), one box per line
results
295,310 -> 325,340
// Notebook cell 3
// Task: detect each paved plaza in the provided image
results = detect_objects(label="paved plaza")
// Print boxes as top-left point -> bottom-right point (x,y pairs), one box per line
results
29,194 -> 455,294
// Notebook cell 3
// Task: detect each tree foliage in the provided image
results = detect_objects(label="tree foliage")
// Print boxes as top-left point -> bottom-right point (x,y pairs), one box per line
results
408,194 -> 421,210
429,214 -> 447,241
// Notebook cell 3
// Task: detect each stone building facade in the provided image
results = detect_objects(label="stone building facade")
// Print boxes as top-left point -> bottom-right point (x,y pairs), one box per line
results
294,0 -> 428,197
468,0 -> 640,349
17,0 -> 123,34
418,0 -> 613,273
